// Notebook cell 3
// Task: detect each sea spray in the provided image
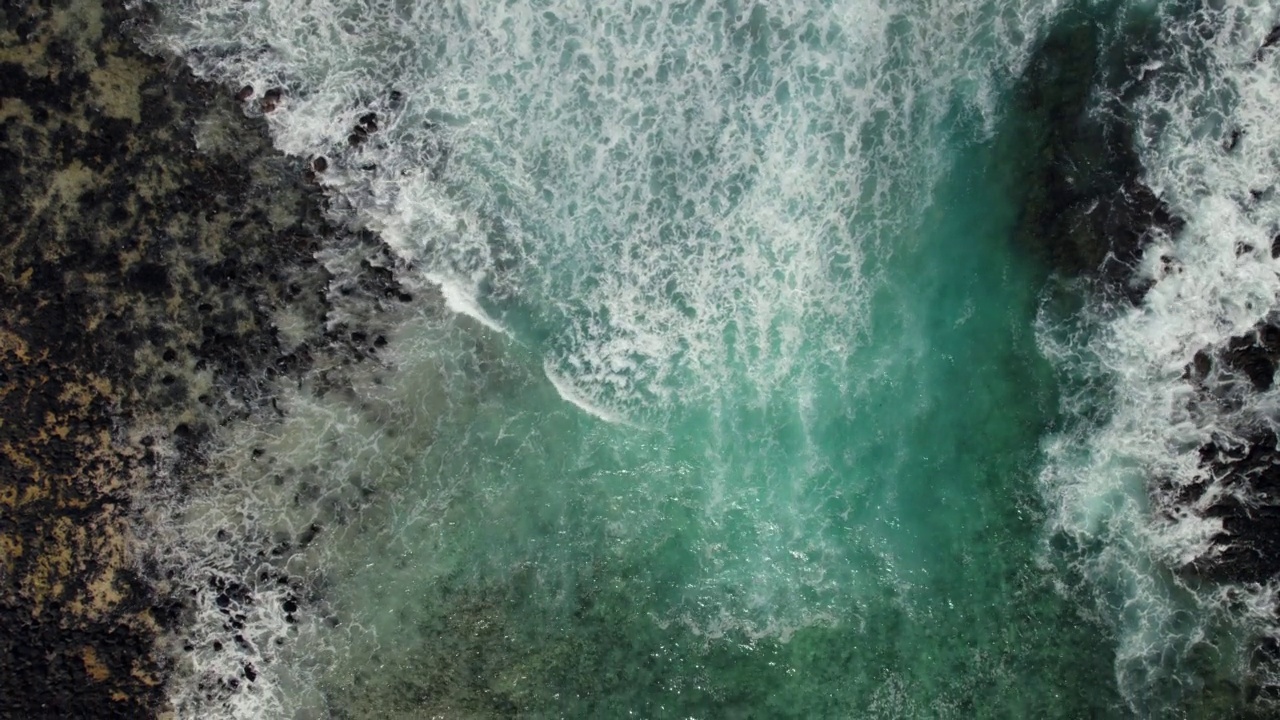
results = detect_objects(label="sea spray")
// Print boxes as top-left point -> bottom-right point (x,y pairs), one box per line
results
133,0 -> 1280,717
1035,0 -> 1280,713
144,0 -> 1066,421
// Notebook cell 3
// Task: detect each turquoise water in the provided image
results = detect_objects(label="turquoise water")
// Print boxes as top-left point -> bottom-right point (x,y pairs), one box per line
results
143,1 -> 1280,717
309,122 -> 1126,718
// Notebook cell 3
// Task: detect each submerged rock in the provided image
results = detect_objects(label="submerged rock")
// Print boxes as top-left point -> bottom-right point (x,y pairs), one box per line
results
1254,26 -> 1280,61
1186,323 -> 1280,396
260,86 -> 284,113
1001,2 -> 1182,303
1223,326 -> 1280,393
1010,4 -> 1280,705
0,0 -> 415,715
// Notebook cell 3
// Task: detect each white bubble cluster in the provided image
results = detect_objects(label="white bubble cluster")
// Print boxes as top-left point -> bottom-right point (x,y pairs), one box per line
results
1037,2 -> 1280,711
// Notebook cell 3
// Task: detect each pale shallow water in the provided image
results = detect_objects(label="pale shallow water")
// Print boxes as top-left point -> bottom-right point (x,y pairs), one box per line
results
139,0 -> 1280,717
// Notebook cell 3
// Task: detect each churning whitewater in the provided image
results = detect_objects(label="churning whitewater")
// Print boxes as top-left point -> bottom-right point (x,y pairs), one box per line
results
136,0 -> 1280,717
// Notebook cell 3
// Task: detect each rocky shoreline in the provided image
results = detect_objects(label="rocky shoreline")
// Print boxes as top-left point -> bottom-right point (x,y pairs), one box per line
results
1008,2 -> 1280,707
0,0 -> 410,715
5,0 -> 1280,715
1003,3 -> 1182,306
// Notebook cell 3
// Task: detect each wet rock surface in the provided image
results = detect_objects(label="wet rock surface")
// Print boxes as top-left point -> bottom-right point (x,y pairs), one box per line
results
0,0 -> 410,715
1004,3 -> 1280,595
1170,327 -> 1280,707
1004,2 -> 1182,304
1175,322 -> 1280,587
1006,5 -> 1280,707
1160,25 -> 1280,599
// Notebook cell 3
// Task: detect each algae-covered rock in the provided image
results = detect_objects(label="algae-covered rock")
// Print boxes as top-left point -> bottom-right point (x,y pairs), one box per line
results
0,0 -> 408,714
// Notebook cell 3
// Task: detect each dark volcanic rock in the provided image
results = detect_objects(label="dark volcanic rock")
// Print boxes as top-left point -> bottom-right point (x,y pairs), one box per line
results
1255,26 -> 1280,61
0,0 -> 412,716
1186,323 -> 1280,396
1223,326 -> 1280,393
1179,322 -> 1280,586
1188,426 -> 1280,585
1008,5 -> 1280,704
1002,3 -> 1182,302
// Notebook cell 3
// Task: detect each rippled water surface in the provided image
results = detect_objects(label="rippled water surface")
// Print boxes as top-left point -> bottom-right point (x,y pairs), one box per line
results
143,0 -> 1280,716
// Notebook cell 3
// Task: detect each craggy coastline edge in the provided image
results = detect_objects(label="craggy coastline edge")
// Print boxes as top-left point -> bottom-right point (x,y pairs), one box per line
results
0,0 -> 413,715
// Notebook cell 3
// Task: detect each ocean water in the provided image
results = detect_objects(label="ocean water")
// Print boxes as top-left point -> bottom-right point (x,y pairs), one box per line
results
138,0 -> 1280,717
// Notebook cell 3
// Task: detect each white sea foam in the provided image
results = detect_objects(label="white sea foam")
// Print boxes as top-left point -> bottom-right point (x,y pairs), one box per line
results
1036,2 -> 1280,711
543,359 -> 636,426
138,305 -> 481,718
425,270 -> 509,337
140,0 -> 1073,716
147,0 -> 1060,422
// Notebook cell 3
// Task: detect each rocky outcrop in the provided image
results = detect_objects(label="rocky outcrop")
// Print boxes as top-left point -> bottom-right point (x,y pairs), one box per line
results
1161,27 -> 1280,592
1172,322 -> 1280,587
1005,5 -> 1280,708
1178,26 -> 1280,593
0,0 -> 411,715
1002,2 -> 1182,304
1003,6 -> 1280,596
